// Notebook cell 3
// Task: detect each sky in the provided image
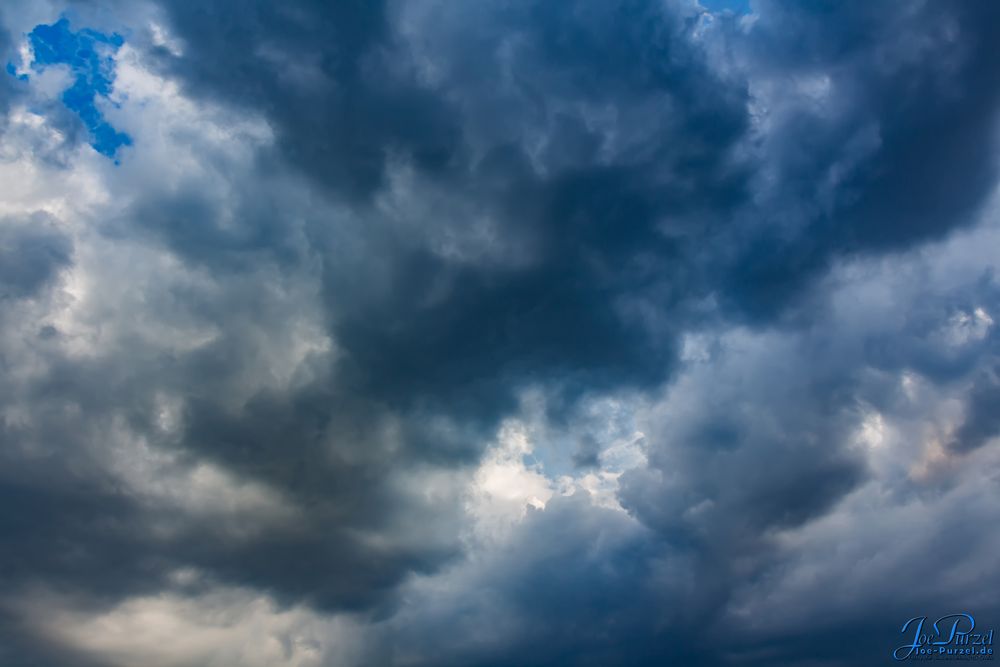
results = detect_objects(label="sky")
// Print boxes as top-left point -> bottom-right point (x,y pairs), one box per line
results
0,1 -> 999,665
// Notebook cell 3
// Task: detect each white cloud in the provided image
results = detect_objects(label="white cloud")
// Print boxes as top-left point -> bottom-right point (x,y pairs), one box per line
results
13,585 -> 364,667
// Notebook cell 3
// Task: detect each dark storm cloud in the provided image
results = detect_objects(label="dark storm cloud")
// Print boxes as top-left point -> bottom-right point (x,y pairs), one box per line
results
368,255 -> 1000,666
719,0 -> 1000,320
150,0 -> 751,414
952,362 -> 1000,452
0,356 -> 459,613
32,0 -> 738,624
370,495 -> 683,667
85,0 -> 754,617
0,242 -> 465,616
0,451 -> 159,599
1,0 -> 1000,665
0,215 -> 72,299
152,0 -> 456,200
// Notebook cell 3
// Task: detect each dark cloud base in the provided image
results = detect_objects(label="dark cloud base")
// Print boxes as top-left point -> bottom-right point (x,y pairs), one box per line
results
1,0 -> 999,665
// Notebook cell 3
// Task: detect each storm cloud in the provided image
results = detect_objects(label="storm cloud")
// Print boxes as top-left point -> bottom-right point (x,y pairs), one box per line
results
1,0 -> 999,665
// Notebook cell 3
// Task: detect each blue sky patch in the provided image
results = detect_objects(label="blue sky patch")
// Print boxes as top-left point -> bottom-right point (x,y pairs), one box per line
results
21,18 -> 131,159
5,61 -> 28,82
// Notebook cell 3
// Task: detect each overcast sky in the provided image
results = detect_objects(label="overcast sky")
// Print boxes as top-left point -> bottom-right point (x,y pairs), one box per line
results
1,1 -> 999,665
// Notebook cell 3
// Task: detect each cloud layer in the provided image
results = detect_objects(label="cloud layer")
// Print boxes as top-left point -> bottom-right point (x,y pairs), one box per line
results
1,1 -> 999,665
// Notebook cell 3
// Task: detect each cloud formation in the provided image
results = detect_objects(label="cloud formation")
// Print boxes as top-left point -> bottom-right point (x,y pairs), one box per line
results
1,1 -> 999,665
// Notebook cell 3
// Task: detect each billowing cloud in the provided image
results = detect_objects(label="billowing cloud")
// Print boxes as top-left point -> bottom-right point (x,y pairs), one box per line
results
1,1 -> 999,665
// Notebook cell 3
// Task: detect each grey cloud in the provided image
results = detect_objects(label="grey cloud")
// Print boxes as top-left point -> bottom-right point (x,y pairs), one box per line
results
952,362 -> 1000,452
0,215 -> 72,299
719,0 -> 1000,321
1,0 -> 999,665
